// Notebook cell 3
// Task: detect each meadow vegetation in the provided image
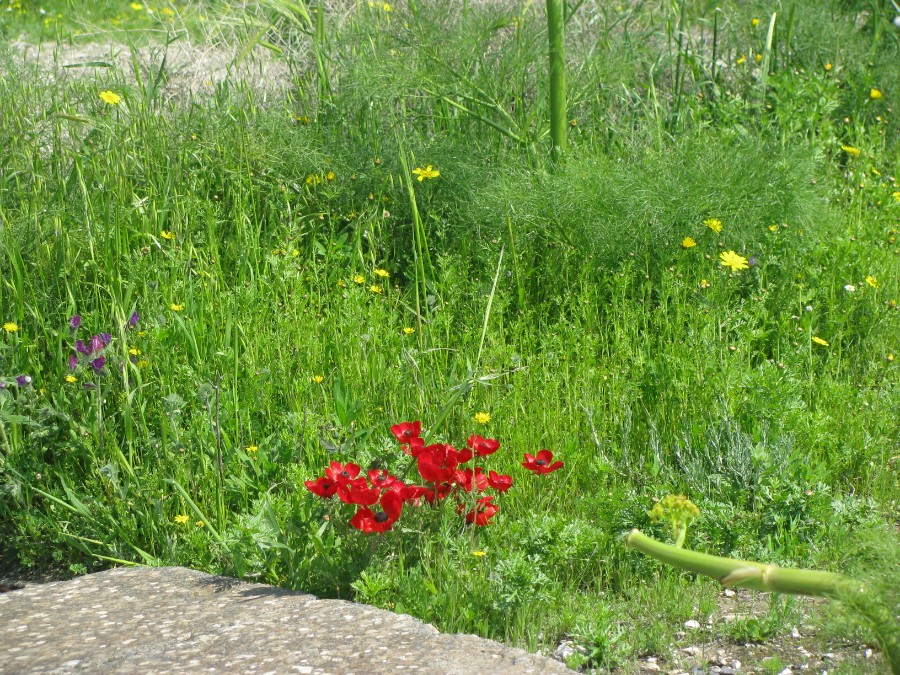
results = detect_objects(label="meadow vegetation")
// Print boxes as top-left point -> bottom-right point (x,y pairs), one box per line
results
1,0 -> 898,670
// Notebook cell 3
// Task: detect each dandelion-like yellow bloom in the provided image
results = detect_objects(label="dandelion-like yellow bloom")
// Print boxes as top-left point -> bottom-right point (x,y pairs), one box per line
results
174,514 -> 189,524
196,521 -> 205,528
812,336 -> 829,346
892,191 -> 900,202
383,2 -> 392,11
369,285 -> 383,294
130,2 -> 144,10
768,225 -> 778,232
136,359 -> 149,368
246,445 -> 258,453
841,145 -> 861,156
402,327 -> 415,335
699,279 -> 710,289
704,218 -> 723,233
755,53 -> 763,63
3,322 -> 18,333
824,63 -> 833,72
99,90 -> 122,105
306,174 -> 322,186
412,165 -> 440,181
351,274 -> 365,284
312,375 -> 324,384
374,268 -> 390,278
65,375 -> 77,384
128,347 -> 141,356
751,18 -> 760,27
865,275 -> 878,288
326,171 -> 335,181
473,412 -> 491,424
160,230 -> 174,240
719,250 -> 749,272
681,237 -> 697,249
736,54 -> 746,65
471,551 -> 487,557
869,88 -> 882,100
170,303 -> 184,312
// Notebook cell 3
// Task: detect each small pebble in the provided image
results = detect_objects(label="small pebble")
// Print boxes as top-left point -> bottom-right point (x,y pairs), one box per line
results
684,620 -> 701,629
791,627 -> 802,638
865,649 -> 873,659
777,668 -> 793,675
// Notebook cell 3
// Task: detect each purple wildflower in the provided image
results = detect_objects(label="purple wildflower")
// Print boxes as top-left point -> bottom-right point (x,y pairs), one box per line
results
127,311 -> 140,328
68,354 -> 79,370
88,335 -> 104,353
69,315 -> 82,331
748,257 -> 758,267
0,381 -> 7,389
76,340 -> 90,355
15,375 -> 32,387
90,356 -> 106,372
99,333 -> 112,345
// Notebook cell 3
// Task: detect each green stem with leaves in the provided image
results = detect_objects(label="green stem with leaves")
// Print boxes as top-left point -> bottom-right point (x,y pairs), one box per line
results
546,0 -> 566,163
626,530 -> 900,673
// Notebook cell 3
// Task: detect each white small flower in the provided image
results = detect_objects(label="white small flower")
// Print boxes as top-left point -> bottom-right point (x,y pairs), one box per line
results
804,305 -> 813,312
844,284 -> 856,292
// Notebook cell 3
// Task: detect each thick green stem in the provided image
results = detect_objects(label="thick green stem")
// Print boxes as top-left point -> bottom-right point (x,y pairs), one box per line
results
546,0 -> 566,162
626,530 -> 900,673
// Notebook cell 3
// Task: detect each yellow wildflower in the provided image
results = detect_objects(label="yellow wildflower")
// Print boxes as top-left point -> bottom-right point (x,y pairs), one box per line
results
841,145 -> 861,156
136,359 -> 149,368
246,445 -> 258,453
704,218 -> 723,234
130,2 -> 144,10
306,174 -> 322,186
99,90 -> 122,105
3,322 -> 18,333
755,53 -> 763,63
892,191 -> 900,202
369,285 -> 383,294
160,230 -> 174,240
869,88 -> 882,100
824,63 -> 833,72
352,274 -> 365,284
699,279 -> 710,289
412,165 -> 440,181
768,225 -> 778,232
129,347 -> 141,356
403,327 -> 415,335
65,375 -> 77,384
174,514 -> 189,524
471,551 -> 487,557
736,54 -> 746,65
473,412 -> 491,424
383,2 -> 392,11
326,171 -> 335,181
812,336 -> 829,347
681,236 -> 697,249
719,250 -> 749,272
751,18 -> 760,27
312,375 -> 324,384
374,268 -> 390,278
196,521 -> 205,528
170,303 -> 184,312
865,275 -> 877,288
161,7 -> 174,16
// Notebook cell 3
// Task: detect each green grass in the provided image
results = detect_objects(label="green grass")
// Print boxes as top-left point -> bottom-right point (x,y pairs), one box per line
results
1,0 -> 898,671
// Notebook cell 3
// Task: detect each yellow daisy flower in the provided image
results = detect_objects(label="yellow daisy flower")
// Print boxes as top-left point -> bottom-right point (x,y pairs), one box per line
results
681,237 -> 697,249
704,218 -> 723,234
719,250 -> 749,272
869,88 -> 882,100
412,165 -> 440,181
174,514 -> 189,524
160,230 -> 174,240
3,322 -> 18,333
403,327 -> 416,335
170,303 -> 184,312
841,145 -> 861,156
473,412 -> 491,424
812,336 -> 829,347
99,90 -> 122,105
865,275 -> 877,288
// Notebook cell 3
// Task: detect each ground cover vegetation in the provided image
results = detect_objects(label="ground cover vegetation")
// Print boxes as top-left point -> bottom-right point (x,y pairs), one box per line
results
1,0 -> 898,670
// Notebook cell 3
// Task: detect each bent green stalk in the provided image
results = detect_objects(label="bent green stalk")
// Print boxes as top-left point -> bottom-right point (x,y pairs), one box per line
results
626,529 -> 900,673
546,0 -> 566,162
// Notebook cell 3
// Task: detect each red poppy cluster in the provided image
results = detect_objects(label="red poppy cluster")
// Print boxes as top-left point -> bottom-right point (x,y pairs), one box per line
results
304,420 -> 563,534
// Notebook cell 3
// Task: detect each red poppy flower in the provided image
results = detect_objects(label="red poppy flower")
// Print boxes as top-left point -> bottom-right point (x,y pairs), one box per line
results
458,495 -> 499,526
325,461 -> 362,485
393,483 -> 430,505
349,490 -> 404,533
487,470 -> 513,492
467,434 -> 500,457
390,420 -> 421,443
304,476 -> 338,498
337,482 -> 380,506
401,436 -> 425,457
368,469 -> 400,490
453,467 -> 488,492
521,449 -> 564,475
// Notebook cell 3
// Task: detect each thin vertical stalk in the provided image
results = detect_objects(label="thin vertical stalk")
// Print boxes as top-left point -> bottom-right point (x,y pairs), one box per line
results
546,0 -> 566,163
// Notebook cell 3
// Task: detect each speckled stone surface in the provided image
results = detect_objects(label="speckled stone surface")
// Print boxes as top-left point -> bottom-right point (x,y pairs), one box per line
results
0,566 -> 573,674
